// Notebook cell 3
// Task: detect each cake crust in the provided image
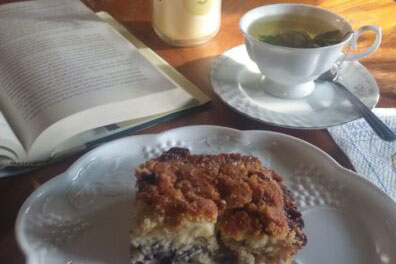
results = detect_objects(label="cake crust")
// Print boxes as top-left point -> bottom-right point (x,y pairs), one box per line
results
132,148 -> 306,264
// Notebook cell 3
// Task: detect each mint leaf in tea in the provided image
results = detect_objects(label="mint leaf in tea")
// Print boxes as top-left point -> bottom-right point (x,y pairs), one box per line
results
259,30 -> 314,48
312,30 -> 344,47
250,14 -> 348,48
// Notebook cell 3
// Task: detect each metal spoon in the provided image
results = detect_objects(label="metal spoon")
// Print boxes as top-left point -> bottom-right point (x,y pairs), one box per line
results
317,69 -> 396,141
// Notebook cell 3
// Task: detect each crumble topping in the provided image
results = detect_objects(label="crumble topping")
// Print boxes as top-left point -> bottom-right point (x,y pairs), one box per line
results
135,148 -> 305,242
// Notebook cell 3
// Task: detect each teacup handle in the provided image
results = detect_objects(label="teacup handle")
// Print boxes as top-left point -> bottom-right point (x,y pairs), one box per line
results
344,25 -> 382,61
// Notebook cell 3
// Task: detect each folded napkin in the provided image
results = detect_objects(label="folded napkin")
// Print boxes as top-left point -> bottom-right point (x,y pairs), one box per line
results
327,108 -> 396,200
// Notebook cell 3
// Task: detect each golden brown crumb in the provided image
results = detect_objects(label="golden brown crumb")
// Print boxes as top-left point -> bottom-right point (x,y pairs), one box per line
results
135,148 -> 305,244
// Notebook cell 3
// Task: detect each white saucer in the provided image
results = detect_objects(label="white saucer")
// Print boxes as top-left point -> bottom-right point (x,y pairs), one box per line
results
210,45 -> 380,129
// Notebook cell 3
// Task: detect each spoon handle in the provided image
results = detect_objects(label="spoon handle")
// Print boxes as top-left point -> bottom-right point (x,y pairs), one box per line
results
333,81 -> 396,141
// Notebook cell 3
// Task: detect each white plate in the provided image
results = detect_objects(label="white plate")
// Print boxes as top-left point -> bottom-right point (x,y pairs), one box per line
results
210,45 -> 380,129
16,126 -> 396,264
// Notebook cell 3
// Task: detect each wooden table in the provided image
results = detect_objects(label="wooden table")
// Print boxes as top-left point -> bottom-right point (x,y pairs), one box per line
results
0,0 -> 395,262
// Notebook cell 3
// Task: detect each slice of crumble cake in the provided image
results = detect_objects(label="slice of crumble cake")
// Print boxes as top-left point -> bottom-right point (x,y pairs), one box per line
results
130,148 -> 306,264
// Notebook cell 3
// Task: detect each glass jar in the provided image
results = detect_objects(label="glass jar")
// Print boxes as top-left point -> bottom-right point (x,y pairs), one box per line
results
152,0 -> 222,46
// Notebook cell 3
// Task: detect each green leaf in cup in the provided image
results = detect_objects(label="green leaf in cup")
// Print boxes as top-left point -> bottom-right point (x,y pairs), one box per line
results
259,31 -> 314,48
312,30 -> 344,47
275,30 -> 313,48
258,35 -> 278,45
257,30 -> 347,48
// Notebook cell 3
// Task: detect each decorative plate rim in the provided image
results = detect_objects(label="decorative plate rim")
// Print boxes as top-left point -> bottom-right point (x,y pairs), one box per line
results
15,125 -> 396,262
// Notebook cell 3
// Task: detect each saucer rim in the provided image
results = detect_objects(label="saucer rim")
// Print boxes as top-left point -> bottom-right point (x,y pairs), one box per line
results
210,45 -> 380,130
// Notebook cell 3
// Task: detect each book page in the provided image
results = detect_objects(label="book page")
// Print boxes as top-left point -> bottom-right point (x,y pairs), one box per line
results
0,111 -> 26,161
47,13 -> 211,161
0,0 -> 193,158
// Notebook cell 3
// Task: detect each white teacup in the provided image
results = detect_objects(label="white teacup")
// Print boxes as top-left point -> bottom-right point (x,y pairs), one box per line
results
240,4 -> 381,99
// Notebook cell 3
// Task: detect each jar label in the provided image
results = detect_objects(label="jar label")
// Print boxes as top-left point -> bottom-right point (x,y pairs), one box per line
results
184,0 -> 214,16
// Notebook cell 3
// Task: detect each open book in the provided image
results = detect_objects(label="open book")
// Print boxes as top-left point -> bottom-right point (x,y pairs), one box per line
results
0,0 -> 210,170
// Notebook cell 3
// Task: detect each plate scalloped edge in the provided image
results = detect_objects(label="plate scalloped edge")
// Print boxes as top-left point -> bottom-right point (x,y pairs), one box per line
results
16,125 -> 396,264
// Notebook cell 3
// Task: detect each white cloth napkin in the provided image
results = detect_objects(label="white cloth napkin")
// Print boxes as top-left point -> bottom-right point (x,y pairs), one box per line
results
327,108 -> 396,201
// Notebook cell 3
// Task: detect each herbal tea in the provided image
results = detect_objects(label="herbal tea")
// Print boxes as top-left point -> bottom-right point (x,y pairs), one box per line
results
249,14 -> 347,48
